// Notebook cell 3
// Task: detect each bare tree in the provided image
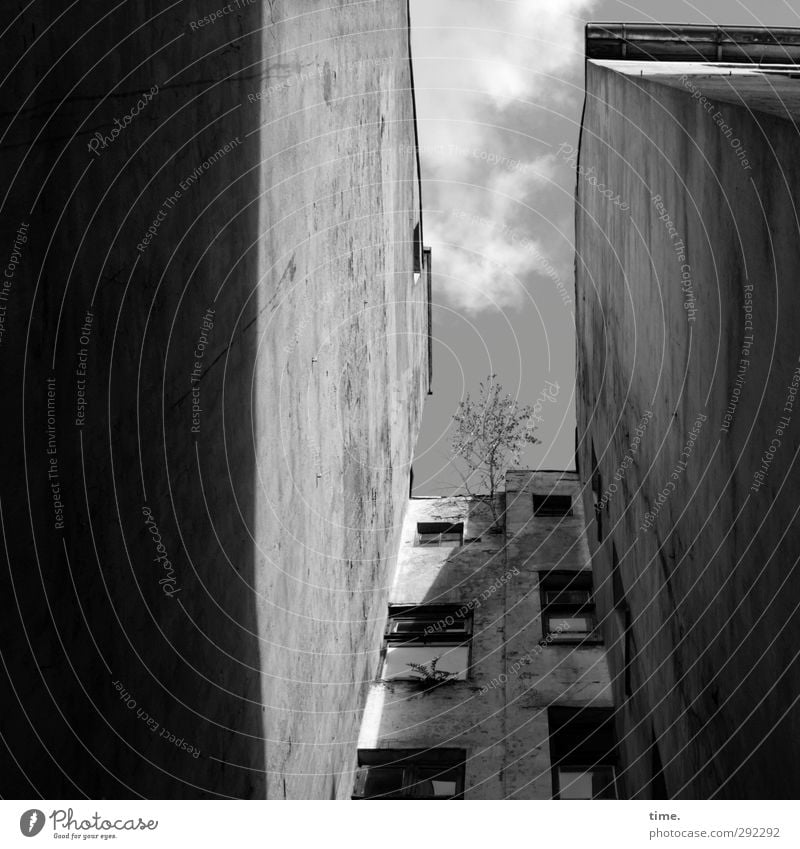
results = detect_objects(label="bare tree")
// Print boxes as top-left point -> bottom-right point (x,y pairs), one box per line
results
450,375 -> 541,530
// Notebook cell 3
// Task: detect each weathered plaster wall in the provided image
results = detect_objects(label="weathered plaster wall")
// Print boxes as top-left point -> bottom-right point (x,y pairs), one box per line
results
576,61 -> 800,798
358,472 -> 612,799
0,1 -> 427,798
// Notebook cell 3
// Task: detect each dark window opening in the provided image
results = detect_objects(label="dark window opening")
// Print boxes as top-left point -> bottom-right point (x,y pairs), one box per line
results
611,543 -> 625,609
612,545 -> 634,698
416,521 -> 464,547
354,749 -> 466,799
540,571 -> 599,643
623,607 -> 634,698
548,707 -> 618,799
650,732 -> 668,799
533,493 -> 573,517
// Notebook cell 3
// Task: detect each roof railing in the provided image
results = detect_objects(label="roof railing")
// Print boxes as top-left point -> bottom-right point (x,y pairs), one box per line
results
586,23 -> 800,64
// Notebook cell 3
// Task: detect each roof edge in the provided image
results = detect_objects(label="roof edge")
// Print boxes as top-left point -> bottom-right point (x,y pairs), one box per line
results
586,22 -> 800,63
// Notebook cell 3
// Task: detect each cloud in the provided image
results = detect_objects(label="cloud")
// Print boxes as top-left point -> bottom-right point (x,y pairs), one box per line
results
411,0 -> 598,313
413,0 -> 595,107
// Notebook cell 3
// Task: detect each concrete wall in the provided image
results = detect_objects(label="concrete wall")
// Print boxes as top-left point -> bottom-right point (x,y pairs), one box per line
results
358,471 -> 612,799
0,1 -> 428,798
576,60 -> 800,798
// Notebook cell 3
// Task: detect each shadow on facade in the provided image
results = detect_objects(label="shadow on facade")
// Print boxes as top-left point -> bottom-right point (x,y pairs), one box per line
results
0,4 -> 266,798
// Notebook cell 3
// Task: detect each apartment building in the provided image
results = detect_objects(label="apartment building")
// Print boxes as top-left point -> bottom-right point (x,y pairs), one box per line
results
356,471 -> 615,799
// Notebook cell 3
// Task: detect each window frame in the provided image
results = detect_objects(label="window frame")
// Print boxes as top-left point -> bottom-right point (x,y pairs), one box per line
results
414,521 -> 464,547
353,749 -> 466,799
612,544 -> 635,698
622,606 -> 635,698
553,764 -> 619,800
539,571 -> 601,645
591,442 -> 603,541
413,222 -> 422,284
548,706 -> 618,800
382,604 -> 473,682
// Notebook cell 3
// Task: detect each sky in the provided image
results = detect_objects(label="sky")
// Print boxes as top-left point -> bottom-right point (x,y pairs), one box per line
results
409,0 -> 800,496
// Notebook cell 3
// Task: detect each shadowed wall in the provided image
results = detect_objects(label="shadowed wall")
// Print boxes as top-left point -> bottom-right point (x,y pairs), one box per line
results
576,58 -> 800,798
0,0 -> 427,799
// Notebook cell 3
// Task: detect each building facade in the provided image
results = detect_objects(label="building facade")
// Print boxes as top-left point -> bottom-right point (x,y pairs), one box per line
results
575,23 -> 800,798
356,471 -> 615,799
1,1 -> 429,798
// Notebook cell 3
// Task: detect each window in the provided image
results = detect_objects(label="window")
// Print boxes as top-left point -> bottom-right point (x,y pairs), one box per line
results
591,443 -> 603,541
556,766 -> 617,799
540,571 -> 598,643
354,749 -> 466,799
650,731 -> 668,799
424,246 -> 433,393
548,707 -> 618,800
622,607 -> 635,698
413,222 -> 422,284
382,604 -> 472,681
533,493 -> 573,517
415,521 -> 464,547
611,544 -> 624,608
612,545 -> 634,698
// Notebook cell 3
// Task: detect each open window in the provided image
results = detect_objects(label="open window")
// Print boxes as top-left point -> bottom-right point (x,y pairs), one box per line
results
354,749 -> 466,799
382,604 -> 472,681
415,521 -> 464,547
548,707 -> 618,799
533,493 -> 573,517
539,571 -> 599,643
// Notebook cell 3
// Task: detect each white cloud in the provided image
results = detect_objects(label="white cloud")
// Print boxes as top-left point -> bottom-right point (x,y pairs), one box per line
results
411,0 -> 598,312
413,0 -> 595,108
